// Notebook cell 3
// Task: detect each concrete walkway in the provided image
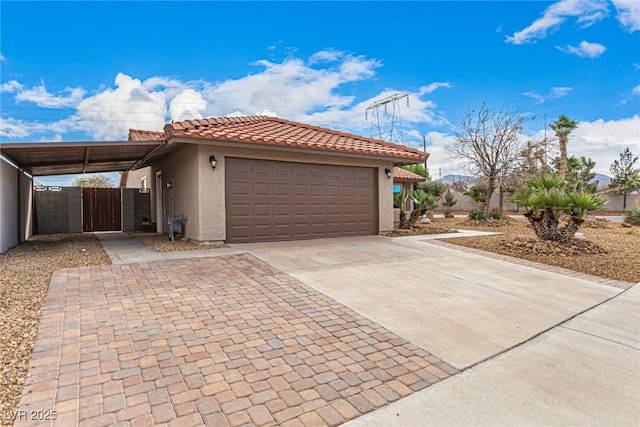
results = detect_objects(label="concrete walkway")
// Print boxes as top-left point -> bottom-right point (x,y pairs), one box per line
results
95,232 -> 242,264
345,284 -> 640,427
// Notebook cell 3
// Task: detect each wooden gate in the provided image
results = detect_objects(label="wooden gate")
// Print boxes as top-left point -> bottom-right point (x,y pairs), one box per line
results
82,188 -> 121,232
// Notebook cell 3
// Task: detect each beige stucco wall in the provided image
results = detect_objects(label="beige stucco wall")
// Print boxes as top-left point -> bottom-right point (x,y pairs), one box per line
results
128,141 -> 396,242
195,143 -> 394,242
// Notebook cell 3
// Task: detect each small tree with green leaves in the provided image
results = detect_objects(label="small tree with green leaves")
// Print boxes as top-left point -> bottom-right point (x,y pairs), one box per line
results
610,147 -> 640,211
441,190 -> 457,218
464,185 -> 488,219
510,174 -> 606,243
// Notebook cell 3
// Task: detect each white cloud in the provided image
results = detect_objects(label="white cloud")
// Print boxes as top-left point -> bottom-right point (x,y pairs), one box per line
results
523,86 -> 572,103
18,85 -> 86,108
422,131 -> 465,178
419,82 -> 452,95
72,73 -> 167,140
3,80 -> 86,108
612,0 -> 640,32
556,40 -> 606,57
199,54 -> 381,121
506,0 -> 609,44
632,85 -> 640,96
0,53 -> 5,62
169,89 -> 207,122
570,115 -> 640,174
0,80 -> 22,93
308,49 -> 343,64
634,63 -> 640,70
1,50 -> 448,144
0,117 -> 69,139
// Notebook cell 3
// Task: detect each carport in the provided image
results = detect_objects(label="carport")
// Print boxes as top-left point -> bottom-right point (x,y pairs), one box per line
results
0,140 -> 164,252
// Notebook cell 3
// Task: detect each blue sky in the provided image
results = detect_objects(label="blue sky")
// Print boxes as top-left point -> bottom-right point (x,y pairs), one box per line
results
1,0 -> 639,185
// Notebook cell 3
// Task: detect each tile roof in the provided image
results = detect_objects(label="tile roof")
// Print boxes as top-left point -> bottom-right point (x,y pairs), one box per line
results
163,116 -> 428,162
128,129 -> 165,141
393,167 -> 425,182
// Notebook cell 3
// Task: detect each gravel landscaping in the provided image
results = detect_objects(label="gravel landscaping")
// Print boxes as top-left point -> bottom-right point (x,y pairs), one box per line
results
0,234 -> 110,425
431,217 -> 639,283
133,233 -> 227,252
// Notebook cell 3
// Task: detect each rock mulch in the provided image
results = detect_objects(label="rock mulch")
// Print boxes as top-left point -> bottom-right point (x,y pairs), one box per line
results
437,217 -> 639,283
504,237 -> 606,256
383,224 -> 458,237
133,233 -> 227,252
0,234 -> 110,425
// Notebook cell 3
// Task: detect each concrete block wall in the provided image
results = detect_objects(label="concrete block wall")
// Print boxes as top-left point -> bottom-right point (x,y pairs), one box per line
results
34,187 -> 82,234
122,188 -> 151,231
432,191 -> 639,213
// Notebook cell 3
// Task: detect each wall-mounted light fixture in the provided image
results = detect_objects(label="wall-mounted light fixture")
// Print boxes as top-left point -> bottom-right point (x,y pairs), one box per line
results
209,155 -> 217,170
384,168 -> 392,179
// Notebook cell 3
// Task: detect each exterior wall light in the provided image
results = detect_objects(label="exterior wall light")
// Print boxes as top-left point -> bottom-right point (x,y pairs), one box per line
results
385,168 -> 392,179
209,155 -> 217,170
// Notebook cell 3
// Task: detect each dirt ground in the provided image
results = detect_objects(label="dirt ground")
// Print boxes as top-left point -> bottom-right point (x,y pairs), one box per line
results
0,234 -> 110,425
427,217 -> 640,283
132,233 -> 227,252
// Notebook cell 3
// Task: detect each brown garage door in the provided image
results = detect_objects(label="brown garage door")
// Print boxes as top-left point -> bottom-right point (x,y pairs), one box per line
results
226,158 -> 378,243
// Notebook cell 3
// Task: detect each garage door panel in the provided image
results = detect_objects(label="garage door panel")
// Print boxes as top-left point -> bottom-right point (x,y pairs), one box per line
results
226,158 -> 377,243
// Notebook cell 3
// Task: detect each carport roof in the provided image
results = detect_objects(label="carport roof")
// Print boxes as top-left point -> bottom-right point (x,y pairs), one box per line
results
0,140 -> 162,176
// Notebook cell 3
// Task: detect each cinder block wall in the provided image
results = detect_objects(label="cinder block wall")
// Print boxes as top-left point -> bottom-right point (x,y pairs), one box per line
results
122,188 -> 151,231
34,187 -> 81,233
432,191 -> 639,213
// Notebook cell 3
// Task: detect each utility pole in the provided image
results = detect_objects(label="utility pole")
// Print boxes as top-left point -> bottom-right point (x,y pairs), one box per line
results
422,135 -> 428,181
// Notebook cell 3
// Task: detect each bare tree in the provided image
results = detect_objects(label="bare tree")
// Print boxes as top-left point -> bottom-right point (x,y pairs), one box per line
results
71,174 -> 115,188
447,102 -> 528,216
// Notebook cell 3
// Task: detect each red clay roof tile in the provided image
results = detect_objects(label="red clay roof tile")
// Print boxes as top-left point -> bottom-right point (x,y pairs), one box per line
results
163,116 -> 428,162
393,167 -> 425,182
128,129 -> 165,141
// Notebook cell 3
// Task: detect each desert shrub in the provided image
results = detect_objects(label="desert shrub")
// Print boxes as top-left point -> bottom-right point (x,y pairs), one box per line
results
488,207 -> 502,220
625,207 -> 640,225
468,209 -> 487,220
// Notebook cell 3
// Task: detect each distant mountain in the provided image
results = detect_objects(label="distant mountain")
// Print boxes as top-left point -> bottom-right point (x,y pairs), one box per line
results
591,173 -> 611,188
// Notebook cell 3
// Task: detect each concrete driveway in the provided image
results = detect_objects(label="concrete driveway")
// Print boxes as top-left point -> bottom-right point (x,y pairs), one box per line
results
16,233 -> 639,426
237,235 -> 640,426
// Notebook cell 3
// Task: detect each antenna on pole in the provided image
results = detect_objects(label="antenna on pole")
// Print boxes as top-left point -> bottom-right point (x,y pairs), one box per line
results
365,93 -> 409,143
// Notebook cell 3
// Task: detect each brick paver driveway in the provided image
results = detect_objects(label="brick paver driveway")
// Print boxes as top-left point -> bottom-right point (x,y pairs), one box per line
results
17,254 -> 456,426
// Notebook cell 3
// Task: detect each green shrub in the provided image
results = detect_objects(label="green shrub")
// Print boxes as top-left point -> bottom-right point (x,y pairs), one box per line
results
625,207 -> 640,225
488,207 -> 502,220
468,209 -> 486,220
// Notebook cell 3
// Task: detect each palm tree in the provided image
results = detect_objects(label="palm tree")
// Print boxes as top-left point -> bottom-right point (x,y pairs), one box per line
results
549,114 -> 577,179
510,174 -> 605,242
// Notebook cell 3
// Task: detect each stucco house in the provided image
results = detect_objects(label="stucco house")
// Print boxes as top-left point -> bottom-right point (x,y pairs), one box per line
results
125,116 -> 428,243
